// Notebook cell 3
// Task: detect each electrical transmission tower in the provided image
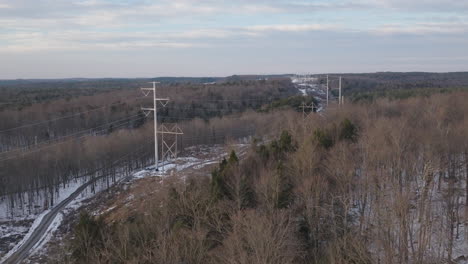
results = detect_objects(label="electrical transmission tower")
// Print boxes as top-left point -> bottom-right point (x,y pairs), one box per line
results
141,81 -> 173,171
294,73 -> 343,106
158,124 -> 184,172
300,102 -> 316,121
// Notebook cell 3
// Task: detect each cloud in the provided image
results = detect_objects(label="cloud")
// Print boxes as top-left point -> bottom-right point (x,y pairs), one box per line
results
0,23 -> 344,53
371,22 -> 468,35
245,24 -> 340,33
1,0 -> 467,77
75,0 -> 104,7
239,4 -> 284,13
389,56 -> 468,62
365,0 -> 468,11
0,29 -> 202,52
2,19 -> 466,53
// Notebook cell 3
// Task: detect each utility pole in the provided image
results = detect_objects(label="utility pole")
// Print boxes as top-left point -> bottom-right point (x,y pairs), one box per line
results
326,75 -> 329,106
341,77 -> 344,105
141,82 -> 169,171
339,76 -> 342,105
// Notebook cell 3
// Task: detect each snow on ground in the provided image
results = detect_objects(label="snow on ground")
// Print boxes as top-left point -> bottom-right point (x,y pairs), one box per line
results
132,153 -> 227,179
0,209 -> 49,262
193,160 -> 219,169
291,76 -> 328,99
0,179 -> 83,221
0,169 -> 130,259
349,169 -> 468,263
453,223 -> 468,263
0,222 -> 29,239
1,143 -> 247,261
132,144 -> 234,180
30,212 -> 63,256
0,219 -> 31,259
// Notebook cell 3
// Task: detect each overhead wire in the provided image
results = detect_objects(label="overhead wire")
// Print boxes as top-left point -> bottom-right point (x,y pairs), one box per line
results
0,100 -> 134,134
0,90 -> 289,162
0,121 -> 257,163
0,112 -> 143,155
0,140 -> 155,196
0,94 -> 289,134
0,115 -> 147,162
0,103 -> 260,158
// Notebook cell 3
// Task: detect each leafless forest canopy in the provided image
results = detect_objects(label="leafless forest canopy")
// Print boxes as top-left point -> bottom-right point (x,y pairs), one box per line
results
64,90 -> 468,264
1,74 -> 468,263
0,79 -> 295,213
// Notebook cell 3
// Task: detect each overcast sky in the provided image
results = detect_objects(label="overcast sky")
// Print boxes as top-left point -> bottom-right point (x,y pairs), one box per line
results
1,0 -> 467,78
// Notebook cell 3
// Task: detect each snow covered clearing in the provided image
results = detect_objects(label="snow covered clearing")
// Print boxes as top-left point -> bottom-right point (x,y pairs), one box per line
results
291,76 -> 327,98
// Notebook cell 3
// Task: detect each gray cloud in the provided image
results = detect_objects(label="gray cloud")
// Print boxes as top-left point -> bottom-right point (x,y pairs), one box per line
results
0,0 -> 467,77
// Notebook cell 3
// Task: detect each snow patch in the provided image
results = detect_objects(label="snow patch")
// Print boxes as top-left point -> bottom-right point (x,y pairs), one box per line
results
30,213 -> 63,255
0,209 -> 49,263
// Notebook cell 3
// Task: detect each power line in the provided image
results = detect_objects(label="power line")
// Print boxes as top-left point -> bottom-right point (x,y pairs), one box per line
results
0,115 -> 146,162
0,96 -> 282,134
0,90 -> 282,163
0,100 -> 268,159
0,122 -> 131,162
0,125 -> 257,195
0,104 -> 261,160
0,140 -> 154,196
0,101 -> 131,134
163,105 -> 264,111
137,97 -> 272,103
0,121 -> 256,164
0,113 -> 143,155
162,98 -> 273,103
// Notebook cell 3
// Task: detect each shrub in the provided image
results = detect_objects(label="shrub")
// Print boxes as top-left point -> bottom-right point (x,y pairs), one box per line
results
313,128 -> 334,149
339,118 -> 358,142
72,211 -> 105,261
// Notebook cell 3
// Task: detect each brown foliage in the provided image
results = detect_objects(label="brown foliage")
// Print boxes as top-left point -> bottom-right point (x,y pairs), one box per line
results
59,91 -> 468,263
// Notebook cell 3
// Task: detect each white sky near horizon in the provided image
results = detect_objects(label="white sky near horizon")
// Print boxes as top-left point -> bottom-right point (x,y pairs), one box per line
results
0,0 -> 468,78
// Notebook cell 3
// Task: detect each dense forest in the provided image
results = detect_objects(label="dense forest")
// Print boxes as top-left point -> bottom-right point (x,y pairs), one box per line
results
4,72 -> 468,109
2,73 -> 468,263
0,79 -> 297,218
62,91 -> 468,264
0,79 -> 295,151
338,72 -> 468,101
0,77 -> 221,108
0,76 -> 289,109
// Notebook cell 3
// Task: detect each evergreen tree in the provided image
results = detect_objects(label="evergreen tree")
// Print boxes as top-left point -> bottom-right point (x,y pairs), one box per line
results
313,128 -> 334,149
72,211 -> 105,260
339,118 -> 358,142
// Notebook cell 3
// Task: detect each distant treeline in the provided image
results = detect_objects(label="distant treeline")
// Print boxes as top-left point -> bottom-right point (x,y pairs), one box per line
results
337,72 -> 468,100
3,72 -> 468,107
0,76 -> 291,109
